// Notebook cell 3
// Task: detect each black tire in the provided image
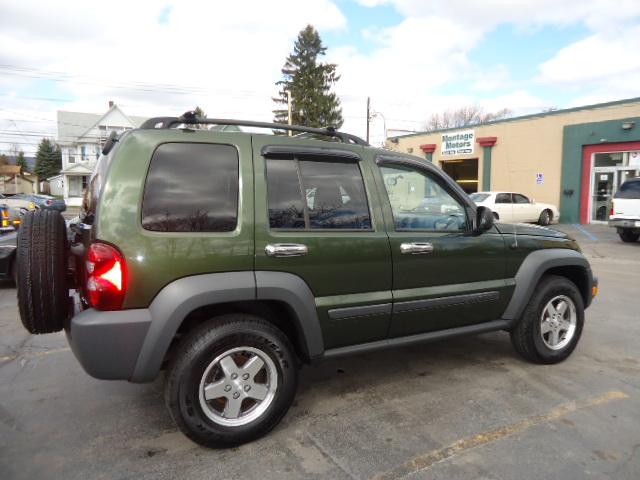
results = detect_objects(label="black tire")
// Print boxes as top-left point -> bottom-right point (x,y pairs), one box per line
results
510,275 -> 584,364
492,212 -> 499,221
538,209 -> 552,226
619,230 -> 640,243
17,210 -> 69,334
165,314 -> 298,448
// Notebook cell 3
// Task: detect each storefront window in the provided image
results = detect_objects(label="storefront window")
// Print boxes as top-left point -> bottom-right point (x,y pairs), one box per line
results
594,152 -> 623,167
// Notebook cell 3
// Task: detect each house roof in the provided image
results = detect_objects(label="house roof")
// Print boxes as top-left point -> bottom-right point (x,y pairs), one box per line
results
60,162 -> 95,175
57,105 -> 147,144
0,165 -> 22,175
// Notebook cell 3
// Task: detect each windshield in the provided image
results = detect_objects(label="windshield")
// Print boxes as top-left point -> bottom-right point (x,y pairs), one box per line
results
469,193 -> 490,202
615,179 -> 640,199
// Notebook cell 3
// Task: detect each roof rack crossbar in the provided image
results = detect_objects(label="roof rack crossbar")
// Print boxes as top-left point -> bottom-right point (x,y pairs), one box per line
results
139,112 -> 369,146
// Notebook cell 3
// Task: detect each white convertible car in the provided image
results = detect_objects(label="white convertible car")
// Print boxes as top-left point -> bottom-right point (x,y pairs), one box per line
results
469,191 -> 560,225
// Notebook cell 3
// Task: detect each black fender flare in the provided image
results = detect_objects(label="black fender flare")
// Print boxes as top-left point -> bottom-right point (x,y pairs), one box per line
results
131,271 -> 322,382
502,248 -> 594,323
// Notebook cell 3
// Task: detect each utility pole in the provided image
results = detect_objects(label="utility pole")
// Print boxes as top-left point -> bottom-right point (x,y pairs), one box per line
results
366,97 -> 370,143
286,90 -> 293,136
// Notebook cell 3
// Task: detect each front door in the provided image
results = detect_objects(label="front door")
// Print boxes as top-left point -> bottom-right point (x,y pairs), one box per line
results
512,193 -> 535,222
591,170 -> 615,222
253,137 -> 392,349
374,157 -> 511,337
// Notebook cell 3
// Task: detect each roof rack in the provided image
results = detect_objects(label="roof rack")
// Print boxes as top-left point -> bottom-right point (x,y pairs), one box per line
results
139,111 -> 369,146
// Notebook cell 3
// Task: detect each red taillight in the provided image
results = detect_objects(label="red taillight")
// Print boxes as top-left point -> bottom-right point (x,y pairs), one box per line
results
86,243 -> 126,310
610,202 -> 615,216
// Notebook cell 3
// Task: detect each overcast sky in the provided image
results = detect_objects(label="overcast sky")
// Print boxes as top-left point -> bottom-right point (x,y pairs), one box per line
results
1,0 -> 639,154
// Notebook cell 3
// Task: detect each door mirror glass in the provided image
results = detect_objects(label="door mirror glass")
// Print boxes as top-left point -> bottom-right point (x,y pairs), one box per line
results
474,206 -> 494,234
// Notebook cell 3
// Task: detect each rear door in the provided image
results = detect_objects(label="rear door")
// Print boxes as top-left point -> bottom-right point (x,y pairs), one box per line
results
253,137 -> 392,349
373,155 -> 511,337
494,193 -> 514,222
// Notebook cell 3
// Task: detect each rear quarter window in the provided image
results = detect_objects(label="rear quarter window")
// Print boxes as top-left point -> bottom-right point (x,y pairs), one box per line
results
142,143 -> 239,232
615,179 -> 640,199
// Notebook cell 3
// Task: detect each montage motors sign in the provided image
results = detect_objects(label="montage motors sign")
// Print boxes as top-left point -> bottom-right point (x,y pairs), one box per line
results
441,129 -> 475,156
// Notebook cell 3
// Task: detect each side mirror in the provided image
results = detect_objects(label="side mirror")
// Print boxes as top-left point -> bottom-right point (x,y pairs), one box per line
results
474,206 -> 494,234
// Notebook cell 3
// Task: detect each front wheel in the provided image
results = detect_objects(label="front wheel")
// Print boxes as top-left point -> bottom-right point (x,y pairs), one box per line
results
538,209 -> 552,226
510,275 -> 584,364
164,314 -> 298,448
619,229 -> 640,243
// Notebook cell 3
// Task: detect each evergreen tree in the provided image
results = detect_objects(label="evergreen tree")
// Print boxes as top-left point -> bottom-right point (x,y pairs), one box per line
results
34,138 -> 62,180
16,150 -> 27,170
273,25 -> 343,131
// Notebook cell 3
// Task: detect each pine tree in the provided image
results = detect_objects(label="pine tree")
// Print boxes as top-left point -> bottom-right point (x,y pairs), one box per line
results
16,151 -> 27,170
34,138 -> 62,180
273,25 -> 343,131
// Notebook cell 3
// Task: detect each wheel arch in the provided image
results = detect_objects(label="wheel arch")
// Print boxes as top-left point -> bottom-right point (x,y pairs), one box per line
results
131,271 -> 322,382
502,249 -> 594,323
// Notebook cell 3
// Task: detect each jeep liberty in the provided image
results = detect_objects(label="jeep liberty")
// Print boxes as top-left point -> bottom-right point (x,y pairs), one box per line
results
16,112 -> 597,448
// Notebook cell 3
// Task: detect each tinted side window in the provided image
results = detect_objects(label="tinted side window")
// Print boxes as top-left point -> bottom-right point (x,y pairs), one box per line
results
142,143 -> 238,232
266,158 -> 305,229
266,158 -> 371,230
495,193 -> 511,203
513,193 -> 530,204
615,179 -> 640,199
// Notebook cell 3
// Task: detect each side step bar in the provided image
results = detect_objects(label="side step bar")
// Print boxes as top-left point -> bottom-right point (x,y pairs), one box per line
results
323,319 -> 512,359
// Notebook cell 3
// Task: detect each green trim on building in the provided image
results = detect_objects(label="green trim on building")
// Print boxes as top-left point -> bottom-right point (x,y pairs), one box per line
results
482,146 -> 492,191
389,97 -> 640,141
560,116 -> 640,223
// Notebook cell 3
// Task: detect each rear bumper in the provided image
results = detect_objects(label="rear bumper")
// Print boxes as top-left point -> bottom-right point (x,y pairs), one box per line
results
66,308 -> 152,381
609,218 -> 640,229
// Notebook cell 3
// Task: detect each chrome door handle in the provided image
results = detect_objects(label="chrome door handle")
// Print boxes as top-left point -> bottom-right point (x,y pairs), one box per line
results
400,242 -> 434,254
265,243 -> 308,257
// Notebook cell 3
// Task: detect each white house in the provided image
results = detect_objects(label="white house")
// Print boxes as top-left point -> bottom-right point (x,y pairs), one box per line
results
57,102 -> 147,206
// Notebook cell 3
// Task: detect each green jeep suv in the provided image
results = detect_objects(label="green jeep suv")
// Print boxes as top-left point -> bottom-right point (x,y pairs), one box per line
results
16,112 -> 597,448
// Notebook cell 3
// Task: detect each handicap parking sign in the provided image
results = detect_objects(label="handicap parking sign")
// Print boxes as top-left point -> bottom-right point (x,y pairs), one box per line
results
536,173 -> 544,185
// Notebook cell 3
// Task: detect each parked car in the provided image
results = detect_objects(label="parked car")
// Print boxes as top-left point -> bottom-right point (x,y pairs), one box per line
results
470,191 -> 560,225
609,177 -> 640,243
0,193 -> 37,213
12,193 -> 66,212
15,113 -> 596,448
0,207 -> 17,282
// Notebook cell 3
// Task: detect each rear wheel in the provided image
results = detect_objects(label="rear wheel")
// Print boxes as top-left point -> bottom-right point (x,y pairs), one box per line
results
16,210 -> 70,334
510,275 -> 584,364
165,314 -> 298,448
538,209 -> 552,226
618,229 -> 640,243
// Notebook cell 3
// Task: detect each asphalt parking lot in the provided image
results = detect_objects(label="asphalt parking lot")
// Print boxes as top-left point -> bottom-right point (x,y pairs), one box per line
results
1,224 -> 639,480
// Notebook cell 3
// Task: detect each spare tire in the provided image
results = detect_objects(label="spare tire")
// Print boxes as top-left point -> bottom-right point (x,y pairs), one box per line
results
17,209 -> 70,334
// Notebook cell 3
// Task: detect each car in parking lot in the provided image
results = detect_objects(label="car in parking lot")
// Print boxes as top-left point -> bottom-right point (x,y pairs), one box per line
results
609,177 -> 640,242
12,193 -> 66,212
0,207 -> 17,282
470,191 -> 560,225
0,192 -> 37,213
15,113 -> 597,449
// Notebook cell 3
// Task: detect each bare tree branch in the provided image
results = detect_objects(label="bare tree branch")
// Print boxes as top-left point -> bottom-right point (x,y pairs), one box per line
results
423,105 -> 512,132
